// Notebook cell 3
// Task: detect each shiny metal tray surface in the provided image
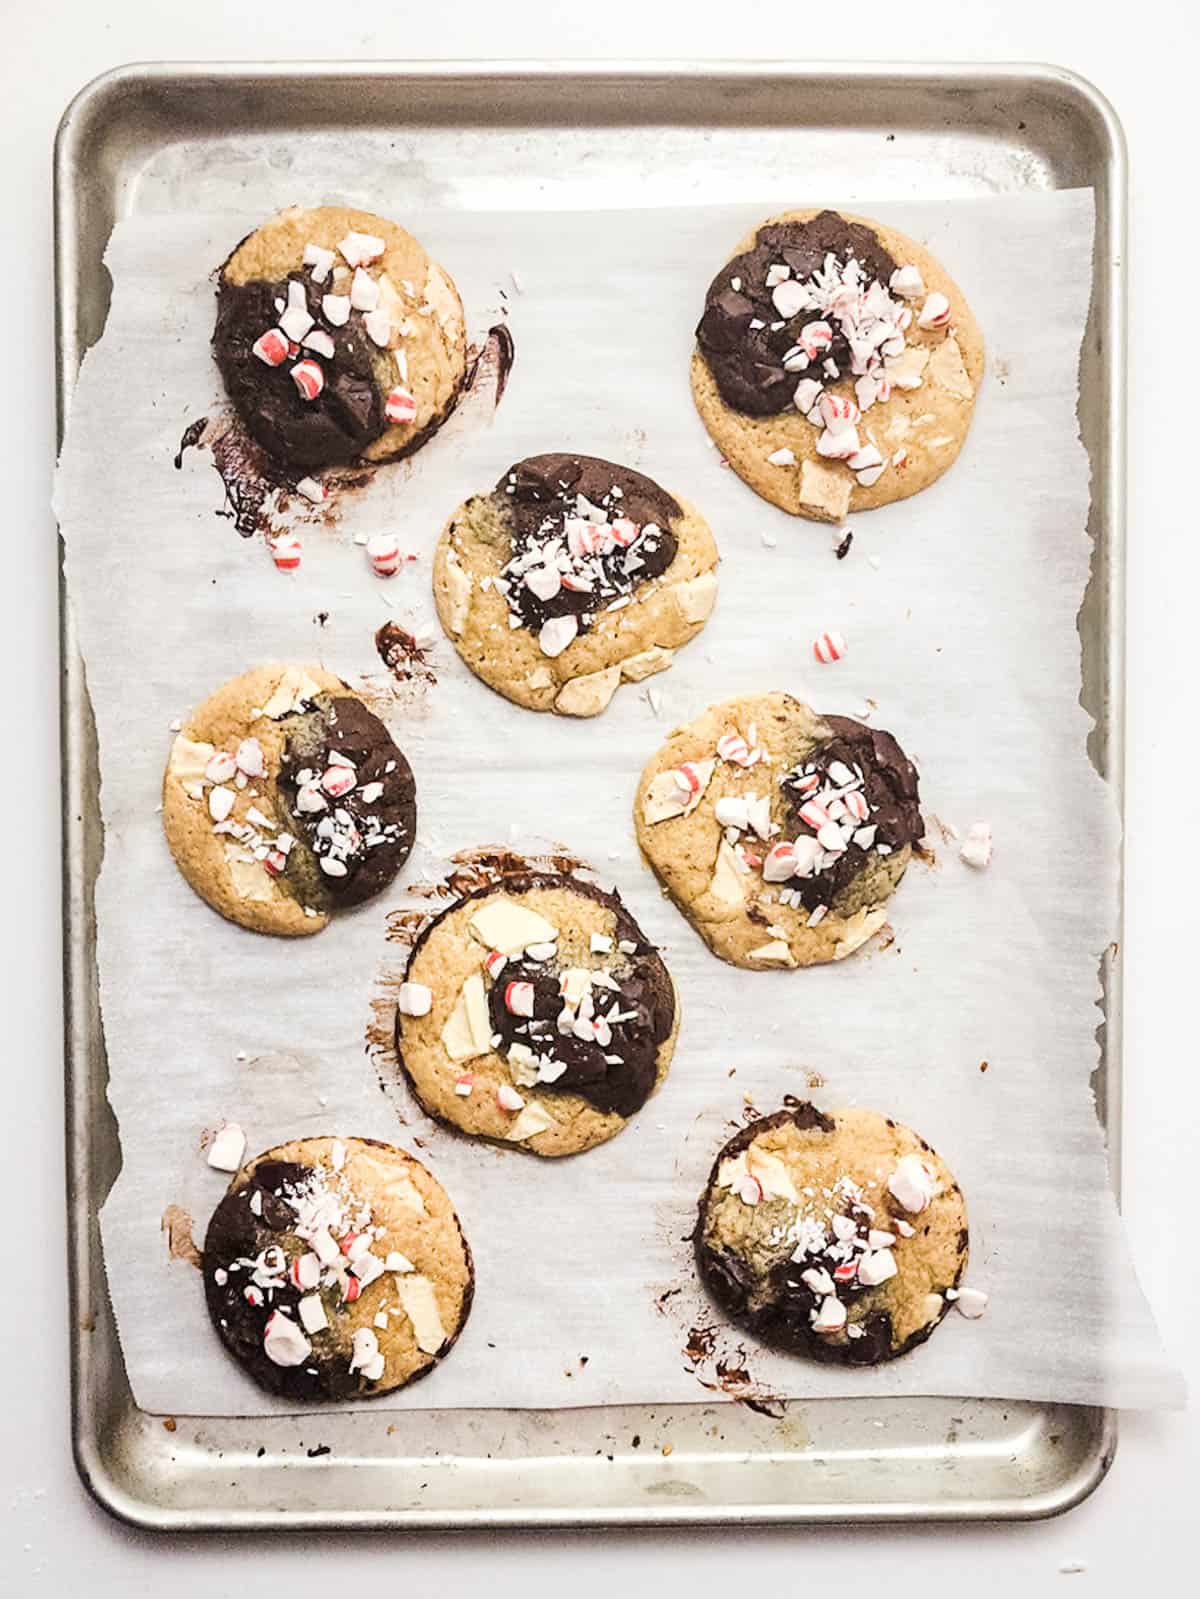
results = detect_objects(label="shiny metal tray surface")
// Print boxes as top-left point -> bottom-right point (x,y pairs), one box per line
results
55,60 -> 1125,1530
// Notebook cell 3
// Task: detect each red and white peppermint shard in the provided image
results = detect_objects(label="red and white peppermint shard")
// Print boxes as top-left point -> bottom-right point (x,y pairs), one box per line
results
503,981 -> 535,1018
716,732 -> 751,766
812,630 -> 847,664
797,799 -> 830,831
385,387 -> 417,424
735,1175 -> 763,1206
235,737 -> 265,777
252,328 -> 290,366
818,392 -> 860,433
271,535 -> 303,572
204,750 -> 237,784
609,517 -> 640,547
483,951 -> 507,980
290,360 -> 324,401
844,790 -> 870,823
674,762 -> 706,798
762,841 -> 799,883
918,292 -> 952,329
800,320 -> 833,359
321,764 -> 356,799
496,1084 -> 524,1112
366,534 -> 403,576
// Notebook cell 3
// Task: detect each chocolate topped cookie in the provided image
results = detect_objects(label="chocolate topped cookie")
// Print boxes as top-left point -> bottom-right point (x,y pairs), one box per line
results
695,1105 -> 970,1364
163,664 -> 416,936
432,453 -> 719,717
634,692 -> 922,968
394,871 -> 679,1155
692,209 -> 984,520
214,205 -> 467,472
203,1135 -> 473,1400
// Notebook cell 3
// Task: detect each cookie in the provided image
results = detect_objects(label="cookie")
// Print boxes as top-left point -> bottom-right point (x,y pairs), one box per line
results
634,692 -> 921,968
163,663 -> 416,936
214,205 -> 467,471
432,453 -> 719,717
695,1104 -> 968,1364
203,1135 -> 473,1400
692,208 -> 984,520
395,872 -> 678,1156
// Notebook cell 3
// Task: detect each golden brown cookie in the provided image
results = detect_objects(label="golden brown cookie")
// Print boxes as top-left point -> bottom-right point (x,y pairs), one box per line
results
394,871 -> 679,1156
634,692 -> 922,968
215,204 -> 468,471
695,1104 -> 969,1364
203,1135 -> 473,1400
432,453 -> 719,716
692,208 -> 984,520
162,664 -> 416,936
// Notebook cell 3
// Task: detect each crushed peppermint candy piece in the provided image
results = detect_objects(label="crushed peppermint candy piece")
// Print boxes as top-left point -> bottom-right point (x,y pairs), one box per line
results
959,821 -> 992,870
339,231 -> 386,268
207,785 -> 235,823
322,293 -> 351,326
235,738 -> 265,777
263,1311 -> 311,1368
918,291 -> 951,329
271,534 -> 303,572
767,447 -> 796,467
302,328 -> 336,359
857,1249 -> 898,1287
206,1122 -> 246,1172
364,308 -> 392,347
538,615 -> 578,658
290,361 -> 324,401
252,328 -> 289,366
811,1295 -> 847,1333
889,265 -> 925,300
303,242 -> 337,282
812,630 -> 847,664
350,267 -> 380,311
397,982 -> 433,1017
952,1286 -> 989,1318
295,475 -> 324,504
496,1083 -> 525,1112
384,387 -> 417,424
454,1075 -> 474,1097
366,533 -> 403,576
349,1326 -> 386,1382
888,1153 -> 938,1213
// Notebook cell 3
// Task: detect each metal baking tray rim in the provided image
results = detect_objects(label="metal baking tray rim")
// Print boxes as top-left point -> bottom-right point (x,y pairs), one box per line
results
57,59 -> 1126,1531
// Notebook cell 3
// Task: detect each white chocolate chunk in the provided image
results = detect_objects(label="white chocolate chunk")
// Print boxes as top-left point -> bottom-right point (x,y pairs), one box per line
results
168,735 -> 216,783
224,848 -> 275,903
926,335 -> 973,400
619,646 -> 675,682
641,758 -> 715,825
883,344 -> 929,391
443,556 -> 471,635
384,1175 -> 427,1216
555,666 -> 621,718
747,939 -> 796,967
392,1274 -> 447,1353
708,838 -> 748,907
669,570 -> 718,626
797,459 -> 852,522
440,972 -> 492,1061
468,898 -> 558,954
258,666 -> 324,720
832,906 -> 889,960
505,1100 -> 558,1143
206,1122 -> 246,1172
527,666 -> 554,691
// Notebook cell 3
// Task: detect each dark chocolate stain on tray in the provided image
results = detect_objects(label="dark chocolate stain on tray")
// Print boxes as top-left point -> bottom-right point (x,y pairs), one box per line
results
464,324 -> 516,408
375,621 -> 437,690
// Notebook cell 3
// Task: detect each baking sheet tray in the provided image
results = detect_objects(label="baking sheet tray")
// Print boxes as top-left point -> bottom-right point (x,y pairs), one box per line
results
56,60 -> 1126,1528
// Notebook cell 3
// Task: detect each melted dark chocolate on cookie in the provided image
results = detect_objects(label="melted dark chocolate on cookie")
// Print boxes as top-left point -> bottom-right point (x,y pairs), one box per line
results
495,453 -> 681,633
277,693 -> 416,908
405,872 -> 674,1121
695,211 -> 897,416
779,717 -> 922,914
694,1106 -> 962,1367
214,273 -> 386,469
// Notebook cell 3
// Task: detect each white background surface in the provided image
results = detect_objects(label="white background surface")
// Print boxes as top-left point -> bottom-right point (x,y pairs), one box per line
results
2,0 -> 1195,1590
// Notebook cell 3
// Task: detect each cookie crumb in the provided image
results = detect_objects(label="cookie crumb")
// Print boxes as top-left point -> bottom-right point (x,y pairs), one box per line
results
834,529 -> 853,560
163,1417 -> 177,1433
661,1443 -> 673,1457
